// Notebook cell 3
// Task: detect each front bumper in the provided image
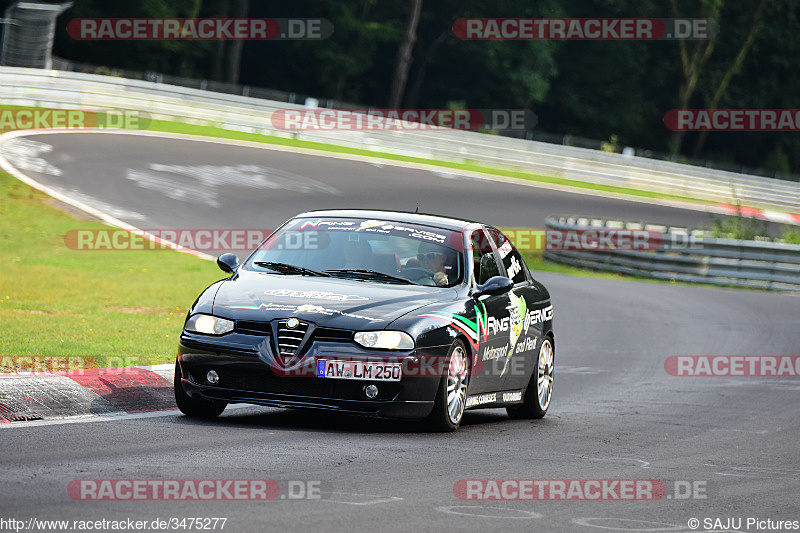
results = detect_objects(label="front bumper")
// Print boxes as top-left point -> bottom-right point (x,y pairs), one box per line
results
177,335 -> 445,420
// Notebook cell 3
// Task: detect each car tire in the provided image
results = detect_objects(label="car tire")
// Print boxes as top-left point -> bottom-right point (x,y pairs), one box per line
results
425,339 -> 469,432
507,336 -> 553,420
174,361 -> 227,418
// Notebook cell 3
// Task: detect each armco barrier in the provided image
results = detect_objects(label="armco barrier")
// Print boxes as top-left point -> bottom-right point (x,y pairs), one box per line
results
543,215 -> 800,292
0,67 -> 799,212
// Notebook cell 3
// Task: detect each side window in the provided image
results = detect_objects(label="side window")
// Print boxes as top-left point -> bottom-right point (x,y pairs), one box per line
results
488,228 -> 529,284
470,230 -> 502,285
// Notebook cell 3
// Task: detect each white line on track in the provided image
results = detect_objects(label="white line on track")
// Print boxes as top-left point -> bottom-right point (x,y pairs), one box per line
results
319,492 -> 404,506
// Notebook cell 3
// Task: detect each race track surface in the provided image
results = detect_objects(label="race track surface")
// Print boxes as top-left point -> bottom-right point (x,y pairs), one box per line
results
3,132 -> 726,232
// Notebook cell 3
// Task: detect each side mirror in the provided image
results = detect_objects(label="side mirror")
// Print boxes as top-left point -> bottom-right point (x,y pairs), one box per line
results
217,253 -> 240,274
472,276 -> 513,298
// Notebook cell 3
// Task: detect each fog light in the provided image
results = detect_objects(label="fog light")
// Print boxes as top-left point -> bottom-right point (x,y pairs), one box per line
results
206,370 -> 220,384
364,384 -> 379,399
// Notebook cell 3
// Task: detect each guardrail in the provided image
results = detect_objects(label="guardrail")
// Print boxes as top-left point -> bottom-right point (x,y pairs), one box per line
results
543,215 -> 800,291
0,66 -> 799,212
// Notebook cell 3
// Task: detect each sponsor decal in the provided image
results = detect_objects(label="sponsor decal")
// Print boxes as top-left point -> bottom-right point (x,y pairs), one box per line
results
293,304 -> 378,322
482,345 -> 508,362
506,255 -> 523,279
226,302 -> 378,321
297,219 -> 448,244
497,239 -> 513,258
417,301 -> 552,356
504,292 -> 526,371
356,220 -> 389,231
416,301 -> 489,350
480,293 -> 535,371
466,393 -> 496,407
502,391 -> 523,402
465,390 -> 523,408
262,289 -> 368,302
295,304 -> 326,314
299,220 -> 355,230
527,305 -> 554,327
353,222 -> 448,243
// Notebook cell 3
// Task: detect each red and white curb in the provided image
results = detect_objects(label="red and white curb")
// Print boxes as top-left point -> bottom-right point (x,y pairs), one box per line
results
0,364 -> 176,423
719,204 -> 800,225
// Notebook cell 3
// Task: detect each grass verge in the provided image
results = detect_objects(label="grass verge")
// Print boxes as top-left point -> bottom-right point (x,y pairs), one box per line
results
0,168 -> 223,367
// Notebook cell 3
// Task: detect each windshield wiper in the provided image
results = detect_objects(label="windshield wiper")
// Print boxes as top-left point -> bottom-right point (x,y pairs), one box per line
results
324,269 -> 415,284
253,261 -> 331,277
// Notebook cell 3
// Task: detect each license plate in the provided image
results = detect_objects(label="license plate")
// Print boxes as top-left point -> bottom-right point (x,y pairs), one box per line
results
317,360 -> 402,381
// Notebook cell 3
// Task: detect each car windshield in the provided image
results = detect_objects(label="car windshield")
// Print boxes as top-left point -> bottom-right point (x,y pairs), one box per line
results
245,217 -> 464,287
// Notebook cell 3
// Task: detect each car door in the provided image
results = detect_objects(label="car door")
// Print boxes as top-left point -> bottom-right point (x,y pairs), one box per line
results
465,229 -> 512,395
486,228 -> 547,393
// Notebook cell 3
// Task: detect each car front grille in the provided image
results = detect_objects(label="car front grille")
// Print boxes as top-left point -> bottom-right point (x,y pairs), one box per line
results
276,319 -> 309,357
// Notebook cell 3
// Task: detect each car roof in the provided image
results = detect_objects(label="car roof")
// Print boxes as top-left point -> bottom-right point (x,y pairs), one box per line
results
295,209 -> 485,231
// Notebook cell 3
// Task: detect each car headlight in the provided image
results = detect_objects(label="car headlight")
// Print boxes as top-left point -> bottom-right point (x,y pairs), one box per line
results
185,314 -> 234,335
354,331 -> 414,350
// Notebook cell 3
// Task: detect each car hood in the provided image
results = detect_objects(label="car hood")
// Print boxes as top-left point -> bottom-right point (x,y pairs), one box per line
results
212,270 -> 457,329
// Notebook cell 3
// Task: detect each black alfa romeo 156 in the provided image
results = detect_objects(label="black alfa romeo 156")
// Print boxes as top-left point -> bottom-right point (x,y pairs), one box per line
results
175,210 -> 554,431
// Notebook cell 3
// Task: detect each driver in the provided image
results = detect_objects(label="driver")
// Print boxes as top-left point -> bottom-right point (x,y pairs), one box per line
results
417,242 -> 450,286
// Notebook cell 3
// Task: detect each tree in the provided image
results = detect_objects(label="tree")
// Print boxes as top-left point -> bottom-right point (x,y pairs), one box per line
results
690,0 -> 767,157
224,0 -> 249,84
387,0 -> 422,108
668,0 -> 721,155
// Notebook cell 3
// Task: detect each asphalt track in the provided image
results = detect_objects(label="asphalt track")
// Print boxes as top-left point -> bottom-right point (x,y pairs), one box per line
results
2,131 -> 800,532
